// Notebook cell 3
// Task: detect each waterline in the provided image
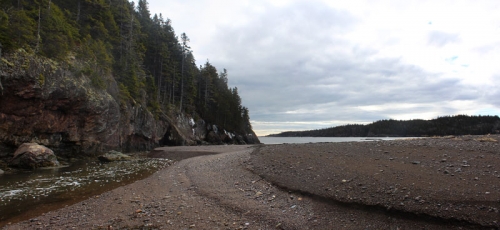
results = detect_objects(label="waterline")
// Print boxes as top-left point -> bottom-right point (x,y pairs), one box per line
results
259,136 -> 413,145
0,158 -> 172,227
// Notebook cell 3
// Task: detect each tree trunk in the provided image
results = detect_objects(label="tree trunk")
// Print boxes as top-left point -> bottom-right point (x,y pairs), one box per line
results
77,0 -> 80,22
171,66 -> 175,105
198,67 -> 202,101
205,74 -> 208,106
180,52 -> 184,112
125,13 -> 134,71
35,6 -> 41,53
157,58 -> 162,103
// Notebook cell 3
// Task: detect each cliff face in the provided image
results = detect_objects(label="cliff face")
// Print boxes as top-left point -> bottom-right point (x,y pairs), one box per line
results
0,50 -> 259,159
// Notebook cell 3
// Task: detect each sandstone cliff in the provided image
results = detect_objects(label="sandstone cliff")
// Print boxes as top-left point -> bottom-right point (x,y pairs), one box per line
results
0,50 -> 259,159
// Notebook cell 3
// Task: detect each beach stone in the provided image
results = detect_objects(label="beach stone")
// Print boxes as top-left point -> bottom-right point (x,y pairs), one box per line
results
9,143 -> 60,169
98,150 -> 131,162
0,168 -> 4,175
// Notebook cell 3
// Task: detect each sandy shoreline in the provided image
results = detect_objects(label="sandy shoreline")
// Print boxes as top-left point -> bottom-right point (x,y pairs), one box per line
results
3,136 -> 500,229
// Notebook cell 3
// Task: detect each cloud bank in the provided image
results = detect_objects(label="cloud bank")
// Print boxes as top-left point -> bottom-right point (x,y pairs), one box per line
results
144,0 -> 500,136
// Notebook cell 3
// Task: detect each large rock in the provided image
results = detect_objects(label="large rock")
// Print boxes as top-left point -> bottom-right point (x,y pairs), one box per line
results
98,150 -> 131,162
9,143 -> 60,169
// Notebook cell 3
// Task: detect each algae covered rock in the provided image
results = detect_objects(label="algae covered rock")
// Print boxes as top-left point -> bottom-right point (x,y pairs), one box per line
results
98,150 -> 131,162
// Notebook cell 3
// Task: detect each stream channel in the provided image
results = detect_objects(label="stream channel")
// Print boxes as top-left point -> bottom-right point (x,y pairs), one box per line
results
0,156 -> 173,227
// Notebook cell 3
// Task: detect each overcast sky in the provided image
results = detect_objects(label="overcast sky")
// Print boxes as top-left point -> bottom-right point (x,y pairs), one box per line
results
139,0 -> 500,136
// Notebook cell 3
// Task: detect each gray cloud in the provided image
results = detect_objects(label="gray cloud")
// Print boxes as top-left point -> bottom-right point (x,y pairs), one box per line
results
203,2 -> 488,134
153,0 -> 500,135
428,30 -> 460,47
474,42 -> 500,55
485,75 -> 500,107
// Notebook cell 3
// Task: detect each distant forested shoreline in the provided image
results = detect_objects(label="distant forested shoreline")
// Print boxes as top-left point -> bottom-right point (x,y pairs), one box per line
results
268,115 -> 500,137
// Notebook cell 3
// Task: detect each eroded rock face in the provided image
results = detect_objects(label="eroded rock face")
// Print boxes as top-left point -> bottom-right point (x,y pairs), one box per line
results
243,133 -> 260,144
0,50 -> 168,157
206,131 -> 223,144
0,50 -> 259,160
168,114 -> 260,146
1,51 -> 118,155
9,143 -> 59,169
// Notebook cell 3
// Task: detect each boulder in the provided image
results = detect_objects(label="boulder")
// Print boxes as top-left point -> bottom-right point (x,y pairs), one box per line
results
9,143 -> 60,169
98,150 -> 131,162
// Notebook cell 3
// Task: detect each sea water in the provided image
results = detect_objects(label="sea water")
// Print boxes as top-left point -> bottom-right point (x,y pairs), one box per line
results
258,136 -> 412,144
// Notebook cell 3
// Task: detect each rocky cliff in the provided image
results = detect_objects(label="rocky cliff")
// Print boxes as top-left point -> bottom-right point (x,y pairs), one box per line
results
0,50 -> 259,159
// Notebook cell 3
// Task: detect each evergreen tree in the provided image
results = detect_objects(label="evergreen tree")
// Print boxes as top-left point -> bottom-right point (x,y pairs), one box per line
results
179,32 -> 190,112
0,0 -> 256,137
4,6 -> 37,51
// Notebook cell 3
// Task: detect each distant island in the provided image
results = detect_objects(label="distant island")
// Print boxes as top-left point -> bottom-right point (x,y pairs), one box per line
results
268,115 -> 500,137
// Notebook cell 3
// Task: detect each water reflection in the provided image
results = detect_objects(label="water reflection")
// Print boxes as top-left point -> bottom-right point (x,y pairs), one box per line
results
0,157 -> 173,226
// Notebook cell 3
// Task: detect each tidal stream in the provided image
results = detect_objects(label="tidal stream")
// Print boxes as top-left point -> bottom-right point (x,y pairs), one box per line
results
0,157 -> 173,227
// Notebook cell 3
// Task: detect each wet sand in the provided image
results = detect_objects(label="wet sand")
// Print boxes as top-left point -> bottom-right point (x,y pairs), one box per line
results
3,136 -> 500,229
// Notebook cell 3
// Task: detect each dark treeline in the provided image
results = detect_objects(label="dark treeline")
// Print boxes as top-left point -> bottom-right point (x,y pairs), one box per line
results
0,0 -> 253,134
270,115 -> 500,137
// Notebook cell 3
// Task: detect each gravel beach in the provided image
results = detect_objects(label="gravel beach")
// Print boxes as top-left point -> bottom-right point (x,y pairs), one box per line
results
3,135 -> 500,229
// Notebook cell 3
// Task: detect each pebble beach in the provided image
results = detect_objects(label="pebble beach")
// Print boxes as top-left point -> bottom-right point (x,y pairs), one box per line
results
3,135 -> 500,229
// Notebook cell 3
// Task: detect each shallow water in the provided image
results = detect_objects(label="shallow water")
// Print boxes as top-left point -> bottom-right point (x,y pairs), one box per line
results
0,157 -> 172,226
